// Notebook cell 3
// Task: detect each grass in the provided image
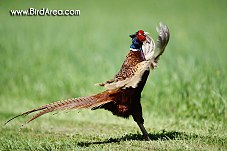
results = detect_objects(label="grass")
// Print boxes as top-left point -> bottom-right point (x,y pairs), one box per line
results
0,0 -> 227,150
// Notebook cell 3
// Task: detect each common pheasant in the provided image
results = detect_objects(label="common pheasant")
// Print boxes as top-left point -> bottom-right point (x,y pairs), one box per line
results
5,23 -> 170,141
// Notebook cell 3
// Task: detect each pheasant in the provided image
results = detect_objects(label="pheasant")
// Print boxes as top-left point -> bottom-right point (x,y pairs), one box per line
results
5,23 -> 170,141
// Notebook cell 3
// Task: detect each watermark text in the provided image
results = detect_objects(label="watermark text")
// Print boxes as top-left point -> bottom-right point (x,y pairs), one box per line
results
10,8 -> 80,16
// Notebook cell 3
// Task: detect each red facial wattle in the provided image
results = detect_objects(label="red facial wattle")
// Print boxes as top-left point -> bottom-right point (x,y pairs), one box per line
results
136,30 -> 146,42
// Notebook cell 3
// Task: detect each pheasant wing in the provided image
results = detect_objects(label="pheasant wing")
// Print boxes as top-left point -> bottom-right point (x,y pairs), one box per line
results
154,22 -> 170,62
97,23 -> 170,90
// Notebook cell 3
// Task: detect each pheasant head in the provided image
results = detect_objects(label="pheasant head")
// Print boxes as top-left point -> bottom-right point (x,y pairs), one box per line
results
130,30 -> 146,50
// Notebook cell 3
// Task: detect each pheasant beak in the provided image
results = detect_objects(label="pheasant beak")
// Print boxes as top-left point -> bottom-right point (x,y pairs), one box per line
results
144,32 -> 149,36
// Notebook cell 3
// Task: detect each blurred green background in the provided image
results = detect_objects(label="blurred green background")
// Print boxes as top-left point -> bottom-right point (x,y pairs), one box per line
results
0,0 -> 226,150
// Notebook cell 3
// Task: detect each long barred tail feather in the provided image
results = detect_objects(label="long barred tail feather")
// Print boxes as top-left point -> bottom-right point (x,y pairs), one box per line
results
5,90 -> 115,126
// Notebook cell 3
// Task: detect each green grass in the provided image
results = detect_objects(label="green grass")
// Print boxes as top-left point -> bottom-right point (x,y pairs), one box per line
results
0,0 -> 227,150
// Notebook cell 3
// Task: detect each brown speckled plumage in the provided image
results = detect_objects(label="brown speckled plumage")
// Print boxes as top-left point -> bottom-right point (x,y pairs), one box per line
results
115,50 -> 145,81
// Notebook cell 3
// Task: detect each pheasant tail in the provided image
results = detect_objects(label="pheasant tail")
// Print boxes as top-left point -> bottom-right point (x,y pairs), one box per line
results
5,90 -> 115,126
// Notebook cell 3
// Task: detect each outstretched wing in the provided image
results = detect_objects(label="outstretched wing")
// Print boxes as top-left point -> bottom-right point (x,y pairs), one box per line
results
154,22 -> 170,62
98,23 -> 170,90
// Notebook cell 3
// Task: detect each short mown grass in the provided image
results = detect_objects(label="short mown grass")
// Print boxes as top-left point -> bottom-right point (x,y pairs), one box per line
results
0,0 -> 226,150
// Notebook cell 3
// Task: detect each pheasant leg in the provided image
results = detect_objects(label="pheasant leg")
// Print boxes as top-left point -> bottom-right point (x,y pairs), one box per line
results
136,122 -> 151,141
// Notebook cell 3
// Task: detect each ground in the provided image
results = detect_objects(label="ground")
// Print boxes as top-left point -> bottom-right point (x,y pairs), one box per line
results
0,0 -> 226,150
